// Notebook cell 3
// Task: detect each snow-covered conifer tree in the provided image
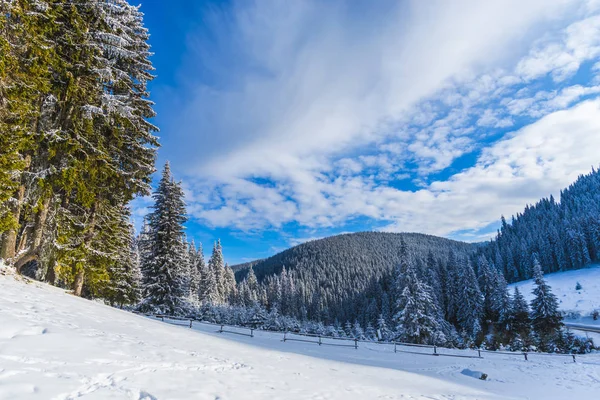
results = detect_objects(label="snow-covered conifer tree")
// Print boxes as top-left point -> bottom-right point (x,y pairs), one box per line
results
530,257 -> 562,340
139,163 -> 188,315
456,258 -> 483,340
208,240 -> 226,302
393,263 -> 440,344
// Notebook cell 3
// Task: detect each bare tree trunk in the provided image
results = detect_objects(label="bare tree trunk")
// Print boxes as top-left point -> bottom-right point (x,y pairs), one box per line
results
72,201 -> 98,297
0,185 -> 24,259
13,196 -> 51,273
44,257 -> 56,284
73,269 -> 85,296
0,155 -> 30,260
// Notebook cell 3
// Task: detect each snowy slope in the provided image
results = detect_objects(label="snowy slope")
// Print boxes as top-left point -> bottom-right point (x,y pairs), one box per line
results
1,271 -> 600,400
509,265 -> 600,318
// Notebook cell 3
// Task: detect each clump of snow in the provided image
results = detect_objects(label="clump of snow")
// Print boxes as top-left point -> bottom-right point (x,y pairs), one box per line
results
2,273 -> 600,399
461,369 -> 488,380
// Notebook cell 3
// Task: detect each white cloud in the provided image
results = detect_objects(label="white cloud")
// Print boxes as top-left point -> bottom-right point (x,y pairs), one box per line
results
158,0 -> 600,239
386,99 -> 600,235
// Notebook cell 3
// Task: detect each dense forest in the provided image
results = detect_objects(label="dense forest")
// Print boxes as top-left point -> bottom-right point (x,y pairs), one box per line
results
1,1 -> 597,354
479,168 -> 600,282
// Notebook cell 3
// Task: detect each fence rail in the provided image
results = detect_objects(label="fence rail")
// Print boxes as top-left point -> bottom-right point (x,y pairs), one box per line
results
136,312 -> 582,363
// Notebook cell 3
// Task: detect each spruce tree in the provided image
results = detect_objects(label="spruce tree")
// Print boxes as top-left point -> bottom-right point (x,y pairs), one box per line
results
530,258 -> 562,340
508,287 -> 531,341
456,259 -> 483,340
139,163 -> 188,315
393,267 -> 440,344
208,240 -> 226,302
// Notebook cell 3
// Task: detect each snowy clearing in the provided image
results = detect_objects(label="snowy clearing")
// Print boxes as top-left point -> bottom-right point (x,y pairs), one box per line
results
509,264 -> 600,344
1,272 -> 600,399
509,264 -> 600,318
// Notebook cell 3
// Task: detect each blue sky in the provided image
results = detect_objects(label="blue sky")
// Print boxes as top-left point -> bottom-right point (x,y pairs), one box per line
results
135,0 -> 600,264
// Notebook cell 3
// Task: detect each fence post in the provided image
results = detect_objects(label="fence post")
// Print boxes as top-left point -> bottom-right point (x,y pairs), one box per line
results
394,342 -> 397,353
251,328 -> 254,338
433,345 -> 437,355
478,349 -> 481,358
318,336 -> 322,346
354,339 -> 358,350
523,352 -> 528,361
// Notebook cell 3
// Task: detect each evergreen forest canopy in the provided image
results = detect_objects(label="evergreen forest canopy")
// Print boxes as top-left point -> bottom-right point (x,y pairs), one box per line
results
1,1 -> 598,353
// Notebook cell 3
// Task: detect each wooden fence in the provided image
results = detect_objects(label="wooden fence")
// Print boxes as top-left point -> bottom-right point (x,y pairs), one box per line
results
139,312 -> 580,363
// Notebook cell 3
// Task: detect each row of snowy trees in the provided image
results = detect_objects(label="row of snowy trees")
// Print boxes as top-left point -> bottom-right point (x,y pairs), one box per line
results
479,169 -> 600,282
0,0 -> 158,301
134,163 -> 263,315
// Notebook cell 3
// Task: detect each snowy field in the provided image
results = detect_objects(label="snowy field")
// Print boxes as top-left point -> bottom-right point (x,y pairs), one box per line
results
510,264 -> 600,318
2,272 -> 600,399
509,264 -> 600,343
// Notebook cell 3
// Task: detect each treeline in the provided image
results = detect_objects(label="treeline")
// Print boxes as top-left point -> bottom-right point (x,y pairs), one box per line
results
0,0 -> 158,297
479,168 -> 600,282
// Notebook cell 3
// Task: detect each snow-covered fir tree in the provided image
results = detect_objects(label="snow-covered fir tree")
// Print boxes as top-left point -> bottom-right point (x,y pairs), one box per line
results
530,257 -> 563,340
456,258 -> 483,340
139,163 -> 188,315
208,240 -> 226,303
507,286 -> 530,345
393,263 -> 440,344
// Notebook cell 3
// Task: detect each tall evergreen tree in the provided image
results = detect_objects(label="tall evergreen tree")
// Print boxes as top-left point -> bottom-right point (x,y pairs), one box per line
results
508,287 -> 530,341
530,258 -> 562,340
394,266 -> 440,344
456,258 -> 483,340
139,163 -> 187,315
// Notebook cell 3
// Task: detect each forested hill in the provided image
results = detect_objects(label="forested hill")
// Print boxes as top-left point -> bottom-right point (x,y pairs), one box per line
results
235,232 -> 477,282
479,168 -> 600,283
233,232 -> 478,323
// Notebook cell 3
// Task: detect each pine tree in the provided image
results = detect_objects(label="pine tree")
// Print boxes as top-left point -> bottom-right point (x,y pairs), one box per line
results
208,240 -> 226,303
139,163 -> 188,315
246,265 -> 259,304
223,264 -> 237,303
508,287 -> 530,341
393,266 -> 440,344
353,320 -> 365,340
456,259 -> 483,340
530,258 -> 562,340
188,241 -> 201,306
376,314 -> 391,341
365,322 -> 376,341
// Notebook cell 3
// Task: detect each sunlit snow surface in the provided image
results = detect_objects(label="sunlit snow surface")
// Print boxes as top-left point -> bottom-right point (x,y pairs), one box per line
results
1,268 -> 600,399
510,264 -> 600,317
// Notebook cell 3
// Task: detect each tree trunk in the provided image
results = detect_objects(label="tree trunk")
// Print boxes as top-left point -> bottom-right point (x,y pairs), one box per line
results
72,201 -> 98,297
0,160 -> 28,260
73,269 -> 85,296
13,196 -> 51,273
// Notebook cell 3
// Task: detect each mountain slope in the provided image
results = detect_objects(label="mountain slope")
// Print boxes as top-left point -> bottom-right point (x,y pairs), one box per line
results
235,232 -> 476,281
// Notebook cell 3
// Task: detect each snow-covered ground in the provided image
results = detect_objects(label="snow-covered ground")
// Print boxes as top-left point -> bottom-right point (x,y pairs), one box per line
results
510,264 -> 600,319
509,265 -> 600,342
2,271 -> 600,399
